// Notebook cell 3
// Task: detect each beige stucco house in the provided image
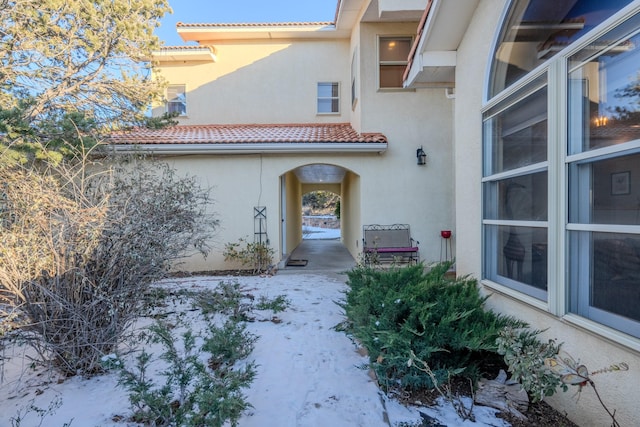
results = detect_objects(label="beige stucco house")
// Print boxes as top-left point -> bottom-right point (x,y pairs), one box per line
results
111,0 -> 640,424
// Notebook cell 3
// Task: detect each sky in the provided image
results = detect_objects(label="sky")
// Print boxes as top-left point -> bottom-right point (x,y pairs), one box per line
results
155,0 -> 339,46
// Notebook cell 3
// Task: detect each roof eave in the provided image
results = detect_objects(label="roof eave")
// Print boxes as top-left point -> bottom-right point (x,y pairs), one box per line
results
151,49 -> 217,63
105,142 -> 388,155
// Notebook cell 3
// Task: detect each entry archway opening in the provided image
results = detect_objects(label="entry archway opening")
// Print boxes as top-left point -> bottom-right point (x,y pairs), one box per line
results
302,190 -> 341,240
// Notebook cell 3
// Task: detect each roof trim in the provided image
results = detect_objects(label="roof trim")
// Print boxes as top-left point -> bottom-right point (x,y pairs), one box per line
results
176,21 -> 335,28
107,142 -> 388,155
151,46 -> 217,62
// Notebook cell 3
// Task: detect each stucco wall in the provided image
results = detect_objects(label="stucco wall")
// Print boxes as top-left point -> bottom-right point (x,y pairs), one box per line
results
284,170 -> 302,260
153,20 -> 455,266
356,22 -> 455,263
455,1 -> 640,425
155,39 -> 351,125
341,170 -> 361,259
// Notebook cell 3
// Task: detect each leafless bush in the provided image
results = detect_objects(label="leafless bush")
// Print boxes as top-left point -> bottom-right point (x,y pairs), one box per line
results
0,155 -> 217,375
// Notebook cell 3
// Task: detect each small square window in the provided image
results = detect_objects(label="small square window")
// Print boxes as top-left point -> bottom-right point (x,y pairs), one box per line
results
317,82 -> 339,114
166,84 -> 187,116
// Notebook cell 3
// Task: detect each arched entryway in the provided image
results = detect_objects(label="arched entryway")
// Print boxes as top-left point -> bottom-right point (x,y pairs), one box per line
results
279,163 -> 361,267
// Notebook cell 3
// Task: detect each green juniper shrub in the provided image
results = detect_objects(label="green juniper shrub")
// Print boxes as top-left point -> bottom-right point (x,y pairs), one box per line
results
342,262 -> 522,391
109,319 -> 256,427
255,294 -> 291,313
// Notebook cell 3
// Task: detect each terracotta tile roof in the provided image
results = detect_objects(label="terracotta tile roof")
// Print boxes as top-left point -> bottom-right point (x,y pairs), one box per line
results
109,123 -> 387,145
403,0 -> 434,83
176,22 -> 334,28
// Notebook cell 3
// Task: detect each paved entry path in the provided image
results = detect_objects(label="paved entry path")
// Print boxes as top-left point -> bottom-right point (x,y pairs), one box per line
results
280,239 -> 357,275
235,239 -> 420,426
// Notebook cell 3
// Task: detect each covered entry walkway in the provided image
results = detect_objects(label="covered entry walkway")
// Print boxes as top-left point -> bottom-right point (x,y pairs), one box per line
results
280,239 -> 356,274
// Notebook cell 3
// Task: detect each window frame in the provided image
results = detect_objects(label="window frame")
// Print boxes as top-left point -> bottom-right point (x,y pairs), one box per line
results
317,82 -> 340,115
351,49 -> 358,110
166,84 -> 187,117
482,72 -> 551,303
377,35 -> 413,90
482,0 -> 640,348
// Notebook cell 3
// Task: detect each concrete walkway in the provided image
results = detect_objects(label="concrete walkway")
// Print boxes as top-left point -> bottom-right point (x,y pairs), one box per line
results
280,239 -> 356,276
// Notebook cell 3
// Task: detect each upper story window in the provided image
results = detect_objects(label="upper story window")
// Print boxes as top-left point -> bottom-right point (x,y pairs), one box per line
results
488,0 -> 634,98
166,84 -> 187,116
317,82 -> 340,114
379,36 -> 412,89
351,50 -> 358,109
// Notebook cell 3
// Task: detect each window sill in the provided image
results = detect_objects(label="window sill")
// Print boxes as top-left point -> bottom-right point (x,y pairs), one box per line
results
316,112 -> 341,116
377,87 -> 416,93
482,279 -> 640,352
480,279 -> 549,313
562,314 -> 640,353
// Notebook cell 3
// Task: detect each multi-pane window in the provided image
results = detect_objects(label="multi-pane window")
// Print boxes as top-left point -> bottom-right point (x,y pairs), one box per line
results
566,16 -> 640,337
379,36 -> 412,89
482,77 -> 549,300
317,82 -> 340,114
484,0 -> 640,339
167,84 -> 187,116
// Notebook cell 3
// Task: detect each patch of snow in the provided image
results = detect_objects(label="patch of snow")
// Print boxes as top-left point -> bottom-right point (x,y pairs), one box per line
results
302,225 -> 341,240
0,273 -> 513,427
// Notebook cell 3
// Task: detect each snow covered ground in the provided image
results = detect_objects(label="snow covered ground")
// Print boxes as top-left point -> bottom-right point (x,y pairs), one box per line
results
0,228 -> 511,426
302,225 -> 341,240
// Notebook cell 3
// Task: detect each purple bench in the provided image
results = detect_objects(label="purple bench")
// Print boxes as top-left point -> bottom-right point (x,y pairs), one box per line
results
362,224 -> 419,265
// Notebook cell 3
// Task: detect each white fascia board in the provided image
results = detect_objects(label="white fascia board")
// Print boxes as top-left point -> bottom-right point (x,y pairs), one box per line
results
107,143 -> 388,155
404,50 -> 456,87
421,50 -> 456,67
152,50 -> 217,63
378,0 -> 427,17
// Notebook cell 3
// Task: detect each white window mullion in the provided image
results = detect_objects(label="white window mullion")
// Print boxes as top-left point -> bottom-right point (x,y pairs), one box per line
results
548,59 -> 566,316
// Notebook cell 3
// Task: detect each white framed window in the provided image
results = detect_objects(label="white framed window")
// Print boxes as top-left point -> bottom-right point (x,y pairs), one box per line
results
317,82 -> 340,114
351,49 -> 358,109
378,36 -> 412,89
166,84 -> 187,116
483,0 -> 640,340
482,75 -> 549,301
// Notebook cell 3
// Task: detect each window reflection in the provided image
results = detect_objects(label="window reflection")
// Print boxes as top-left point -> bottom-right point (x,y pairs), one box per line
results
569,152 -> 640,225
484,85 -> 547,175
568,24 -> 640,153
490,0 -> 634,97
490,225 -> 548,293
569,231 -> 640,325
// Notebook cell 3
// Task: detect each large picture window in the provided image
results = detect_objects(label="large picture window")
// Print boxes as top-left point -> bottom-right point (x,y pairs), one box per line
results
566,20 -> 640,337
484,1 -> 640,340
488,0 -> 634,98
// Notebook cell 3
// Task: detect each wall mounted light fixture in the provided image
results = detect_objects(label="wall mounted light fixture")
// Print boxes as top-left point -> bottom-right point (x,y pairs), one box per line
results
416,146 -> 427,165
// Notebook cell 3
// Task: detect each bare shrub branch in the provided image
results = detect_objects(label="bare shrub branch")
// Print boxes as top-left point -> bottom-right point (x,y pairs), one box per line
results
0,155 -> 218,375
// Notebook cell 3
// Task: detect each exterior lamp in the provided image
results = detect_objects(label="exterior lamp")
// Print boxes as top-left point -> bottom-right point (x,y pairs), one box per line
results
416,147 -> 427,165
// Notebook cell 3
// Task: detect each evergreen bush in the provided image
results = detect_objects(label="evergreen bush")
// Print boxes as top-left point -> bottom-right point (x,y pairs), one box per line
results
341,263 -> 521,391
